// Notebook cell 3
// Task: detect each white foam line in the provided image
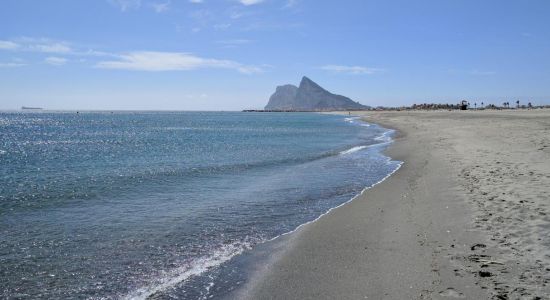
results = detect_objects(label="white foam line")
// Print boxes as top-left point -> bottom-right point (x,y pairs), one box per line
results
344,117 -> 360,122
264,117 -> 403,247
266,126 -> 403,243
339,145 -> 368,155
122,242 -> 252,300
340,119 -> 394,156
267,160 -> 403,243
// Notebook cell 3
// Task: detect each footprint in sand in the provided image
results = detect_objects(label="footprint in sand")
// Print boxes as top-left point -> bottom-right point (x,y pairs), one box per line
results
439,288 -> 466,298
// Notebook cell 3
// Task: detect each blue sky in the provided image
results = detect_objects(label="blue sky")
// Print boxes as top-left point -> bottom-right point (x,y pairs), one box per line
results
1,0 -> 549,110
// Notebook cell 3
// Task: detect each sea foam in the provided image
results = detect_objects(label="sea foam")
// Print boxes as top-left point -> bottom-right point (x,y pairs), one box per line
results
122,241 -> 253,300
340,145 -> 368,155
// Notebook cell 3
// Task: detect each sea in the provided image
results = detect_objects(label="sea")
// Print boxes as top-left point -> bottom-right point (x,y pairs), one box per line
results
0,111 -> 401,299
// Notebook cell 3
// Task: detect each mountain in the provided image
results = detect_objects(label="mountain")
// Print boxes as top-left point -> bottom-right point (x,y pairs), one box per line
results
264,76 -> 369,111
265,84 -> 298,110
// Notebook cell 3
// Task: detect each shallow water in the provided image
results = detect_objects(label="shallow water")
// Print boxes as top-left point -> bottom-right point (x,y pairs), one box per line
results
0,112 -> 400,299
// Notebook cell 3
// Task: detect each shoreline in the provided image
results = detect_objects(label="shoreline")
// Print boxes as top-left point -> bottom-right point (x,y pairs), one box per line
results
120,114 -> 399,300
244,110 -> 550,299
226,119 -> 403,299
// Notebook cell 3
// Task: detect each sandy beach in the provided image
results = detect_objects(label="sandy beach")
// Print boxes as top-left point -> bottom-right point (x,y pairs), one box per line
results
245,110 -> 550,299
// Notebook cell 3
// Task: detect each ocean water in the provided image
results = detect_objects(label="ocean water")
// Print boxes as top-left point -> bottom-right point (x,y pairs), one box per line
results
0,111 -> 401,299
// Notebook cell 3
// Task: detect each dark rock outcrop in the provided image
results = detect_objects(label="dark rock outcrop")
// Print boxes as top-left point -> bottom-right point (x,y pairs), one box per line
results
264,76 -> 369,111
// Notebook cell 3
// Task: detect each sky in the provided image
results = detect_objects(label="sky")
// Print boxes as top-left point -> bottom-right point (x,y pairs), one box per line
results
1,0 -> 549,110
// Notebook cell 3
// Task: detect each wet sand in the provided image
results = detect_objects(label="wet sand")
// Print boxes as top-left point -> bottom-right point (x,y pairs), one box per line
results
244,109 -> 550,299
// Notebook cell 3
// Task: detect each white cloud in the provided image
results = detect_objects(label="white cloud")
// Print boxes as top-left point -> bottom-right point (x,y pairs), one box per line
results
7,37 -> 116,57
5,37 -> 74,54
188,9 -> 213,30
1,37 -> 263,74
189,0 -> 203,3
45,57 -> 68,66
95,51 -> 262,74
321,64 -> 382,75
216,39 -> 252,46
284,0 -> 299,8
78,49 -> 117,57
31,42 -> 72,54
185,93 -> 208,99
239,0 -> 264,5
108,0 -> 141,11
151,1 -> 170,13
0,62 -> 26,68
236,65 -> 263,74
0,40 -> 19,50
0,57 -> 26,68
214,23 -> 232,30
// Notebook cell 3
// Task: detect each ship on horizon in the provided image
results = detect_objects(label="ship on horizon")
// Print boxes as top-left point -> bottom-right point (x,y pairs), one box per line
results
21,106 -> 43,110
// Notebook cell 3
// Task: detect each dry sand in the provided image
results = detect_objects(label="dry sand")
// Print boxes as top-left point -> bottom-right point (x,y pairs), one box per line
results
244,109 -> 550,299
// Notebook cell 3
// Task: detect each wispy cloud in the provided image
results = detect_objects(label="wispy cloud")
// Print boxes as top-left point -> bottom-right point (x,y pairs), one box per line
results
185,93 -> 208,99
470,70 -> 496,76
0,37 -> 263,74
284,0 -> 299,8
45,56 -> 68,66
0,37 -> 74,54
321,64 -> 383,75
213,23 -> 232,30
151,1 -> 170,13
95,51 -> 262,74
0,40 -> 20,50
107,0 -> 141,11
216,39 -> 253,47
0,37 -> 117,58
0,62 -> 26,68
31,42 -> 72,54
521,32 -> 534,38
189,0 -> 203,3
239,0 -> 264,6
189,9 -> 214,28
228,7 -> 256,20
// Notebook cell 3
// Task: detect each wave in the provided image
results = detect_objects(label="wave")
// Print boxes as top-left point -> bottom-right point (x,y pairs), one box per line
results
345,116 -> 370,127
122,241 -> 253,300
344,116 -> 360,123
270,158 -> 403,243
374,129 -> 395,144
339,122 -> 394,156
339,145 -> 368,155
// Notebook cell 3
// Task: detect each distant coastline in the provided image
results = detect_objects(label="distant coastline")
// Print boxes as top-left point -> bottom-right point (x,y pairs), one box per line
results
242,109 -> 367,112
